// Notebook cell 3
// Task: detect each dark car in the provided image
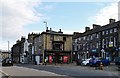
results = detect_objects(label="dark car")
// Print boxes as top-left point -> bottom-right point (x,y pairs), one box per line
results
89,58 -> 110,67
115,57 -> 120,65
76,59 -> 84,65
2,58 -> 13,66
89,58 -> 98,66
99,58 -> 110,66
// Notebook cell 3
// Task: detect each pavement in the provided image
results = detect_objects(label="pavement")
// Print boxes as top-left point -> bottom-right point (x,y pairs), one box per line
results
1,66 -> 64,76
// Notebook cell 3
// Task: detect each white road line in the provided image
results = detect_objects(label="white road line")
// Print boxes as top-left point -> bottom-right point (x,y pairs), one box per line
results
0,69 -> 11,77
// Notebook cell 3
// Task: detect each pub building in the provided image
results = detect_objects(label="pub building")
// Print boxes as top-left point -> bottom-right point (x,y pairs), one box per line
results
33,28 -> 73,64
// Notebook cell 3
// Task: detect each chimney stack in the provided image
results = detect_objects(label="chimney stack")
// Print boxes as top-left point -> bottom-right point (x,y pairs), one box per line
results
21,36 -> 25,41
50,28 -> 52,31
59,29 -> 61,32
93,24 -> 101,29
16,40 -> 20,43
46,27 -> 49,32
46,27 -> 48,30
85,27 -> 90,32
109,18 -> 115,24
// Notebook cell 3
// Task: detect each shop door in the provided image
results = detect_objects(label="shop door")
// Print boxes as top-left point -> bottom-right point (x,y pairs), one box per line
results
49,55 -> 52,63
63,56 -> 68,63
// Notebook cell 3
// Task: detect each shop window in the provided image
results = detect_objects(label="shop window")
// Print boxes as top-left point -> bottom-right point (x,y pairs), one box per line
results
110,29 -> 113,33
96,43 -> 99,48
106,30 -> 108,34
102,31 -> 105,35
53,43 -> 63,50
102,39 -> 105,48
114,28 -> 117,32
96,33 -> 99,38
114,37 -> 116,47
90,35 -> 93,40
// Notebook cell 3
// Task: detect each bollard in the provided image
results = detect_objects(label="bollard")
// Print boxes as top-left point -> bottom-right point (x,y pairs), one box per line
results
99,62 -> 103,70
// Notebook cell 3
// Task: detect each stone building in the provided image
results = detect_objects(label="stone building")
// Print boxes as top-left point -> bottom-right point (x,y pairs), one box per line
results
73,19 -> 120,61
0,50 -> 11,60
11,33 -> 38,64
32,28 -> 73,64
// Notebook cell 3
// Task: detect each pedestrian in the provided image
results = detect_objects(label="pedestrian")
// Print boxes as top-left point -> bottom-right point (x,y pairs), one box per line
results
60,57 -> 62,64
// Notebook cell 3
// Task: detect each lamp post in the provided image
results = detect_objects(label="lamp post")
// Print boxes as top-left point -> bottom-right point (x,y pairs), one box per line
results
43,21 -> 47,30
43,21 -> 48,64
8,41 -> 9,52
8,41 -> 11,58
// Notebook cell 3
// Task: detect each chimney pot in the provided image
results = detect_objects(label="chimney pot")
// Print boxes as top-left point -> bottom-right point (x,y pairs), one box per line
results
109,18 -> 115,24
85,27 -> 90,32
59,29 -> 61,32
93,24 -> 101,29
50,28 -> 52,31
46,27 -> 48,30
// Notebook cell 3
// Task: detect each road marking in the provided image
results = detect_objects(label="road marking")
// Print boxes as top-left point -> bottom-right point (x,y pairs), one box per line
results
0,69 -> 11,77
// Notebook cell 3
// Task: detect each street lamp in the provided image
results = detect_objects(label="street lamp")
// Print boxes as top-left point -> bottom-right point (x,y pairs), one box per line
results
43,21 -> 48,64
43,21 -> 47,30
8,41 -> 9,52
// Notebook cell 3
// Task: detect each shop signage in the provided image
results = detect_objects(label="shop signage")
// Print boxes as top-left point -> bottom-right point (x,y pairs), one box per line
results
92,49 -> 96,52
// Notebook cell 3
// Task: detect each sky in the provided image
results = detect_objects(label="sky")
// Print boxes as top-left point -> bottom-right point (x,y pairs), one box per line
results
0,0 -> 119,51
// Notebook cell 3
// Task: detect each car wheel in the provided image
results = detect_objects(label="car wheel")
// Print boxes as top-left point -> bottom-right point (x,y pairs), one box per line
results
86,63 -> 89,66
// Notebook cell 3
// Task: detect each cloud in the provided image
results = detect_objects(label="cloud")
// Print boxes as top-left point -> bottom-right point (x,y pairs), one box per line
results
89,2 -> 118,27
43,5 -> 54,11
62,29 -> 84,34
1,0 -> 42,50
42,0 -> 119,2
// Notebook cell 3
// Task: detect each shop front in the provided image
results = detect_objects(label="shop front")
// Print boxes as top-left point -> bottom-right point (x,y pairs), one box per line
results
106,47 -> 119,61
89,49 -> 99,58
46,51 -> 71,64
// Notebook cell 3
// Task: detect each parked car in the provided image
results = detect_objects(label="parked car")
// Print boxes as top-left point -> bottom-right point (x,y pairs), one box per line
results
115,57 -> 120,65
89,58 -> 98,66
99,58 -> 110,66
2,58 -> 13,66
89,57 -> 110,67
76,59 -> 84,65
81,58 -> 92,66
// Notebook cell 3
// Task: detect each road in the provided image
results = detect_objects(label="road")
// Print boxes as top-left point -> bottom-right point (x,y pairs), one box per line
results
16,64 -> 120,78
